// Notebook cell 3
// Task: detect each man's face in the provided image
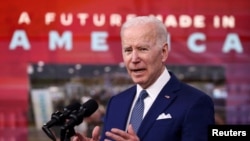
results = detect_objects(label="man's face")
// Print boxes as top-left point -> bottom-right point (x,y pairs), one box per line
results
121,23 -> 168,89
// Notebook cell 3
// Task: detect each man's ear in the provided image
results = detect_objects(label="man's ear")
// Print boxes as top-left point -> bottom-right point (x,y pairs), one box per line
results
162,43 -> 169,62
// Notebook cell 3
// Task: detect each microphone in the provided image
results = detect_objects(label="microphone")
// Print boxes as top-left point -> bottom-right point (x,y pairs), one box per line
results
62,99 -> 98,130
42,102 -> 81,141
43,102 -> 81,128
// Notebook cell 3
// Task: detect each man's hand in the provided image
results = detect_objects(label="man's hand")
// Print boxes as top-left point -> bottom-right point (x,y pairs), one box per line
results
72,126 -> 100,141
104,124 -> 140,141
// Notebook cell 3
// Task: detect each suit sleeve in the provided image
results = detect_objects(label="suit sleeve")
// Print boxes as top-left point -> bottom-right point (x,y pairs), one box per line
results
181,94 -> 215,141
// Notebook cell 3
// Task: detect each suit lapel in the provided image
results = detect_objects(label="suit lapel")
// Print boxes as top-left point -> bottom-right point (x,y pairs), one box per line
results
108,86 -> 136,130
137,72 -> 181,138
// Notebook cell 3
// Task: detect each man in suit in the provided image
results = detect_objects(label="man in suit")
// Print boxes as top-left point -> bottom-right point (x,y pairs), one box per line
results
72,16 -> 215,141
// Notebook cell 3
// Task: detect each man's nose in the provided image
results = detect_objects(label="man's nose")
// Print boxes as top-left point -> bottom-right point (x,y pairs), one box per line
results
131,51 -> 140,62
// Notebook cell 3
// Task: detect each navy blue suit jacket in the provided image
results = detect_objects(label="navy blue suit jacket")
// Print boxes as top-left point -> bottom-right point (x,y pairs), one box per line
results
100,72 -> 215,141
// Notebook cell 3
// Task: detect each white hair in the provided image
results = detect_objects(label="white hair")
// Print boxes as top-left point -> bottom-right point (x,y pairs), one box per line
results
120,16 -> 168,46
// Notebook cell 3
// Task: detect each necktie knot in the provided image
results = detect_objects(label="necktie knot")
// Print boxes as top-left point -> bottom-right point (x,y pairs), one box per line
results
138,90 -> 148,101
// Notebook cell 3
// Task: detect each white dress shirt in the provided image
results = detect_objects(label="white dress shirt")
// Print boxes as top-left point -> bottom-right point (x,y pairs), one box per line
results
126,67 -> 171,130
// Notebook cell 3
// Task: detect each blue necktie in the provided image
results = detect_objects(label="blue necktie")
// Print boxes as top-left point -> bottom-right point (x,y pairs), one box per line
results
129,90 -> 148,133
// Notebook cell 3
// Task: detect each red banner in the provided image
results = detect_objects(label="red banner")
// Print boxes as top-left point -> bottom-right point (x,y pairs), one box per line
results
0,0 -> 249,64
0,0 -> 249,140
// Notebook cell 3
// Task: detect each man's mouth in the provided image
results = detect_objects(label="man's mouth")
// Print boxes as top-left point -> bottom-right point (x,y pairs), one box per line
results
131,68 -> 146,73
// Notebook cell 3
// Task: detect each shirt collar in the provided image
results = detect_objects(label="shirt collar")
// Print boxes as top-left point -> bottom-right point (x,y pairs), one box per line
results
136,67 -> 170,99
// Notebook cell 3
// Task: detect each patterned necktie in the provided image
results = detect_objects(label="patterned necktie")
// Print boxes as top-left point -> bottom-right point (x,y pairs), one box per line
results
129,90 -> 148,133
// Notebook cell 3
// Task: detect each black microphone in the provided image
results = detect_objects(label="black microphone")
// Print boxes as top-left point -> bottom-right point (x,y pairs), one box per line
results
43,102 -> 81,128
62,99 -> 98,130
42,102 -> 81,141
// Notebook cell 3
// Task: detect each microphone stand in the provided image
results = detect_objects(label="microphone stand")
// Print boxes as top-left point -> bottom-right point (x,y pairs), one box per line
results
60,126 -> 76,141
42,125 -> 57,141
42,99 -> 98,141
60,108 -> 86,141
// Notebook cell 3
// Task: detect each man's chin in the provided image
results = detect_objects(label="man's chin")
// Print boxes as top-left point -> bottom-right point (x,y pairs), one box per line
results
132,79 -> 140,84
132,79 -> 145,86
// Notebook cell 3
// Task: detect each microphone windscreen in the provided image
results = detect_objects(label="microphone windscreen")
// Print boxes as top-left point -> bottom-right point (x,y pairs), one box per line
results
82,99 -> 99,117
64,99 -> 99,127
64,102 -> 81,111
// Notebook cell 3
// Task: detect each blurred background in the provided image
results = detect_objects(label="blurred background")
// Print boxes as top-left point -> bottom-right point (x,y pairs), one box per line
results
0,0 -> 249,140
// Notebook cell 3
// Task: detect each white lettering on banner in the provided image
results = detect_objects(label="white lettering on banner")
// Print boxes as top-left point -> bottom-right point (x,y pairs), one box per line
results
188,33 -> 206,53
77,13 -> 89,26
6,30 -> 245,54
20,12 -> 236,29
9,30 -> 31,50
164,14 -> 178,28
61,13 -> 73,26
213,15 -> 235,28
180,15 -> 192,28
178,15 -> 206,28
152,14 -> 206,28
91,31 -> 109,51
194,15 -> 205,28
18,11 -> 31,25
93,14 -> 106,27
110,14 -> 122,26
45,12 -> 56,25
49,31 -> 72,51
8,12 -> 242,53
222,33 -> 243,53
222,16 -> 235,28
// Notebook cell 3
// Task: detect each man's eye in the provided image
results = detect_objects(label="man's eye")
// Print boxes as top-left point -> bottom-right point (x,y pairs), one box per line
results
124,49 -> 132,53
139,48 -> 147,51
